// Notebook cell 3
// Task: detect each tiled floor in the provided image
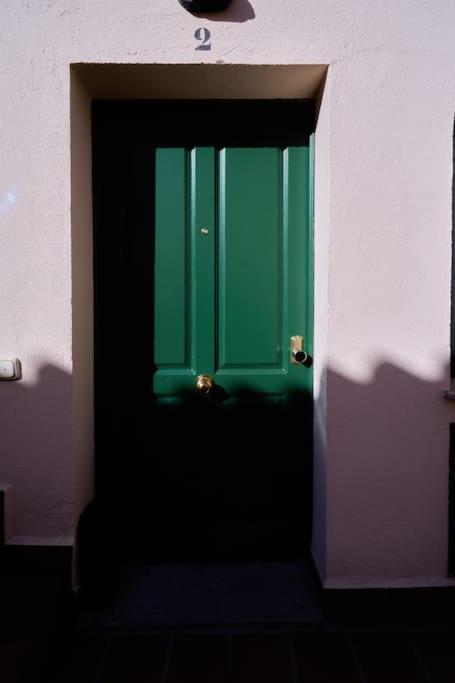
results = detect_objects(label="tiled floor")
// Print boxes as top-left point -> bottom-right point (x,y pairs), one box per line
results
46,628 -> 455,682
1,548 -> 455,682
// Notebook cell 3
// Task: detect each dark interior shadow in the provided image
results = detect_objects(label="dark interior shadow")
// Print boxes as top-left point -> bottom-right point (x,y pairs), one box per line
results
79,385 -> 313,605
182,0 -> 255,22
0,364 -> 73,538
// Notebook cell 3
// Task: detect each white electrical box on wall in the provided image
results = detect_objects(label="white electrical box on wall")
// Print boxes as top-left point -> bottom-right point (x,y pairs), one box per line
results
0,359 -> 21,380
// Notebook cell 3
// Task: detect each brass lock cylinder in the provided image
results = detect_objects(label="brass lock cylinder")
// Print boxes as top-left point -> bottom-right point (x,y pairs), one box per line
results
195,374 -> 215,395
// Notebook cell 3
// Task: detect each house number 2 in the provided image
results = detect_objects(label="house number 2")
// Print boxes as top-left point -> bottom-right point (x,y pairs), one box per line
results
195,28 -> 211,51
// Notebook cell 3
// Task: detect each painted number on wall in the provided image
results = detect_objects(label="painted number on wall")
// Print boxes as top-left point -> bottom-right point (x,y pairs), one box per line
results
195,28 -> 211,51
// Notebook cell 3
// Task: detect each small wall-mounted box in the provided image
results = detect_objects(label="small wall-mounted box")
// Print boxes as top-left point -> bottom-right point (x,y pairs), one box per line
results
0,359 -> 22,381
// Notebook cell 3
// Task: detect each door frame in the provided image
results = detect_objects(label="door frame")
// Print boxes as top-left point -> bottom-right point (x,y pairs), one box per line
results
70,63 -> 328,575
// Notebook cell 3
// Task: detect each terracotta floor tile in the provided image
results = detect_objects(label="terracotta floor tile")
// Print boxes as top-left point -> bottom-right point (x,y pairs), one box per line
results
166,636 -> 229,683
232,635 -> 293,683
293,633 -> 362,683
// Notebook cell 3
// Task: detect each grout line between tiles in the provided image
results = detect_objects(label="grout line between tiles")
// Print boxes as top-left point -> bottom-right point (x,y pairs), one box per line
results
92,638 -> 112,683
404,633 -> 434,683
160,633 -> 174,683
288,633 -> 300,683
227,634 -> 234,683
345,631 -> 368,683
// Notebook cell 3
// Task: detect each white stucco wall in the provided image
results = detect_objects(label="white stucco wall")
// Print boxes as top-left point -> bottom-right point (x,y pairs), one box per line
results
1,0 -> 454,586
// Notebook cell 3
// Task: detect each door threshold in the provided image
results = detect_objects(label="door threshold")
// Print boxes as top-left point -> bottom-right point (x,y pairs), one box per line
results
77,560 -> 323,631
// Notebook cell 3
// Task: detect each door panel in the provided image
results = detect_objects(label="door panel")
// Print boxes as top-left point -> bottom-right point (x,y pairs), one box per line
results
154,147 -> 216,395
216,146 -> 311,397
218,148 -> 282,370
154,148 -> 189,369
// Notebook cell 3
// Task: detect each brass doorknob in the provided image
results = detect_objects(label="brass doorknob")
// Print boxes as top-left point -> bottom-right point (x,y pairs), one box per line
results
195,374 -> 215,395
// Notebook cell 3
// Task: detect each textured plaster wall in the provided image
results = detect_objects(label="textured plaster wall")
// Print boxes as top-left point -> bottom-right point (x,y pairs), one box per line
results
1,0 -> 455,585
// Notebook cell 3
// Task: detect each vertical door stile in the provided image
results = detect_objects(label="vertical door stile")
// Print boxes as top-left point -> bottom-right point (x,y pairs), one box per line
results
154,147 -> 193,396
191,147 -> 216,378
286,145 -> 311,393
217,147 -> 226,373
307,134 -> 315,364
281,147 -> 289,378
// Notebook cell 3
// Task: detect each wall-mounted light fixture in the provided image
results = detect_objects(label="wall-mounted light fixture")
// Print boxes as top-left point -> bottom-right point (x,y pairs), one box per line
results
178,0 -> 232,11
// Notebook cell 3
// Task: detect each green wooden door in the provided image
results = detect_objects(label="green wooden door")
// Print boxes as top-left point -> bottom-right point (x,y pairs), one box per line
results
93,100 -> 313,561
154,145 -> 312,401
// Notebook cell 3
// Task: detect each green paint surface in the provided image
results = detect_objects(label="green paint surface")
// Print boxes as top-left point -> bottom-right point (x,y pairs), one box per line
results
154,145 -> 312,400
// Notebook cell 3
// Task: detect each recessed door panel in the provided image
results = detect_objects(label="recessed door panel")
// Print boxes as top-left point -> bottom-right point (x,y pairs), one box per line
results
153,147 -> 216,395
215,146 -> 312,397
154,148 -> 189,368
218,148 -> 282,371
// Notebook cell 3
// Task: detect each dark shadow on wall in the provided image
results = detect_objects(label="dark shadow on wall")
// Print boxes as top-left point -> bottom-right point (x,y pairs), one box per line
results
328,361 -> 451,488
0,364 -> 73,537
88,360 -> 452,569
77,360 -> 453,604
324,362 -> 453,583
188,0 -> 255,22
0,360 -> 452,596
